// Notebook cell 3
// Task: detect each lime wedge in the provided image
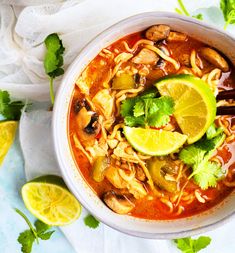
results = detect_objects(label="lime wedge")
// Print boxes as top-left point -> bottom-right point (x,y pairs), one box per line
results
156,74 -> 216,144
123,126 -> 187,156
0,121 -> 18,165
22,175 -> 81,226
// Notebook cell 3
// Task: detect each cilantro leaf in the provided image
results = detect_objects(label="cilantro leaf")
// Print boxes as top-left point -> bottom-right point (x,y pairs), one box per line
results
179,127 -> 225,189
206,123 -> 224,140
174,236 -> 211,253
147,113 -> 170,128
193,161 -> 224,189
193,236 -> 212,252
192,14 -> 203,20
220,0 -> 235,29
34,220 -> 54,240
84,214 -> 100,229
44,33 -> 65,105
34,220 -> 50,234
0,90 -> 24,120
15,209 -> 55,253
124,115 -> 145,127
120,91 -> 174,128
133,100 -> 145,117
37,231 -> 55,241
120,97 -> 139,117
18,230 -> 35,253
140,88 -> 159,98
179,146 -> 206,165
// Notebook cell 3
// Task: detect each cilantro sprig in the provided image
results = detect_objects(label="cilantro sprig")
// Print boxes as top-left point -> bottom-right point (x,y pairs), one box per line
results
179,125 -> 226,189
174,236 -> 211,253
220,0 -> 235,29
120,89 -> 174,128
84,214 -> 100,229
175,0 -> 203,20
15,208 -> 54,253
0,90 -> 24,120
44,33 -> 65,105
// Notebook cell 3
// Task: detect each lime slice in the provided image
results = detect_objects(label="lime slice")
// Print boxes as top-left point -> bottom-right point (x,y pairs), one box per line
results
22,175 -> 81,226
156,74 -> 216,144
123,126 -> 187,156
0,121 -> 18,165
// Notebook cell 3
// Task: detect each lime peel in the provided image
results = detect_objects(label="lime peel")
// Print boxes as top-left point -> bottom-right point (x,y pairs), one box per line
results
0,121 -> 18,165
156,74 -> 216,144
21,175 -> 81,226
123,126 -> 188,156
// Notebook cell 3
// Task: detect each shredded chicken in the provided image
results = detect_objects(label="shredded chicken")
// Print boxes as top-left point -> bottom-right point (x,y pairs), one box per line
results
105,166 -> 147,199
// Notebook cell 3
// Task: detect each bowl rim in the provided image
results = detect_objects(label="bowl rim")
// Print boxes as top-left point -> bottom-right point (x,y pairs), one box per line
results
53,11 -> 235,239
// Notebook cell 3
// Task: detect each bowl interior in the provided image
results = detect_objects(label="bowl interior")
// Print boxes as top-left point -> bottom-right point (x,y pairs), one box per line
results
53,12 -> 235,239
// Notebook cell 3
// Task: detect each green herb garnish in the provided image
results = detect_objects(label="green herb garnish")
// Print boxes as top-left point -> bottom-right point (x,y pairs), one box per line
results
15,208 -> 54,253
44,33 -> 65,105
192,14 -> 203,20
0,90 -> 24,120
120,90 -> 174,128
176,0 -> 203,20
220,0 -> 235,29
179,126 -> 226,189
84,214 -> 100,229
174,236 -> 211,253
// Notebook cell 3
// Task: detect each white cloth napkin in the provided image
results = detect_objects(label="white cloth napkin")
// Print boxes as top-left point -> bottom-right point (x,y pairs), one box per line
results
1,0 -> 234,252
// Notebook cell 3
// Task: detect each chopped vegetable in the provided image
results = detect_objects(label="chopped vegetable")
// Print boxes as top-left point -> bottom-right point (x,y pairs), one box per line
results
220,0 -> 235,29
147,158 -> 177,192
112,73 -> 135,89
120,90 -> 174,128
175,0 -> 203,20
84,214 -> 100,229
92,156 -> 109,182
174,236 -> 211,253
15,208 -> 54,253
0,90 -> 24,120
44,33 -> 65,105
179,128 -> 226,189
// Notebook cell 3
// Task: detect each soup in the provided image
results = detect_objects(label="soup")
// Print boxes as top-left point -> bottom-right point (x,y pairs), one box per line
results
68,25 -> 235,220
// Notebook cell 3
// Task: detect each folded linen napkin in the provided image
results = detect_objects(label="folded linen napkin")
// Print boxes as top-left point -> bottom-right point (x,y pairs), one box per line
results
2,0 -> 234,252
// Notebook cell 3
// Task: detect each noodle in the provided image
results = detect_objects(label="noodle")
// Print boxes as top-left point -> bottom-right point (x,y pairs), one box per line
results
145,44 -> 180,70
160,198 -> 174,213
69,25 -> 235,219
115,86 -> 144,99
122,39 -> 154,53
190,49 -> 202,76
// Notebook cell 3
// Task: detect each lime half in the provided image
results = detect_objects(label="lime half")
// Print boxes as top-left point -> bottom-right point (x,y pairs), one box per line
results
0,121 -> 18,165
123,126 -> 187,156
156,74 -> 216,144
22,175 -> 81,226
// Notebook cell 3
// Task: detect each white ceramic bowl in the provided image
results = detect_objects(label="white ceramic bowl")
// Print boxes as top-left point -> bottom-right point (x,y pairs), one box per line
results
53,12 -> 235,239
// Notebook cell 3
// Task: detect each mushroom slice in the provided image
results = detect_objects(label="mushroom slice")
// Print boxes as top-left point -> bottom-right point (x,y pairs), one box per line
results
199,47 -> 229,72
132,48 -> 159,65
167,32 -> 187,42
145,25 -> 170,42
103,191 -> 135,214
75,100 -> 100,147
